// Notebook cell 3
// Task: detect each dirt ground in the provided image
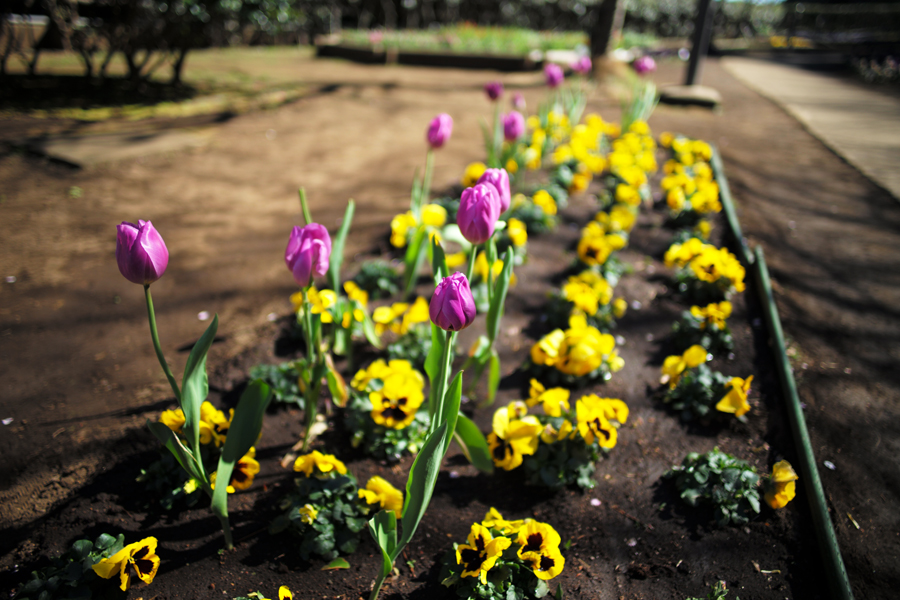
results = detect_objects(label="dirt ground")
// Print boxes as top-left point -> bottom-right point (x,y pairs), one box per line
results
1,53 -> 898,599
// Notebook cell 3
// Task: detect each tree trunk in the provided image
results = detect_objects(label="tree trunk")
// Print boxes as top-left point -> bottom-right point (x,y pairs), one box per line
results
171,47 -> 188,85
590,0 -> 619,58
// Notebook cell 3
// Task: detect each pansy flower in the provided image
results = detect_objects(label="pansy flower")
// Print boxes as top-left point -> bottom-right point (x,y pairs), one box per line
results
576,395 -> 626,449
488,403 -> 542,471
527,379 -> 570,417
359,476 -> 404,517
211,447 -> 259,493
515,521 -> 565,580
765,459 -> 799,509
369,374 -> 424,429
660,345 -> 709,388
716,375 -> 753,417
455,523 -> 512,584
92,537 -> 160,591
293,450 -> 347,478
480,507 -> 527,535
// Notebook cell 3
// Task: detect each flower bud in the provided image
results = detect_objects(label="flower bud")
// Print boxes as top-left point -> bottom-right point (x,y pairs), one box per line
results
502,111 -> 525,142
476,168 -> 511,213
457,183 -> 501,245
116,220 -> 169,285
633,56 -> 657,75
426,113 -> 453,149
429,272 -> 476,332
484,81 -> 504,101
285,223 -> 332,287
544,63 -> 564,88
511,92 -> 526,112
572,56 -> 592,75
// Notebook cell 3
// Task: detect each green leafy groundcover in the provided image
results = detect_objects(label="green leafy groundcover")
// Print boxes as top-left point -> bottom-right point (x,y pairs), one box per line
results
339,26 -> 587,56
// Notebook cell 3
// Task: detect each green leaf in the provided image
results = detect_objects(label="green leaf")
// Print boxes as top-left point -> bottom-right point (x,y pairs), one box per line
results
453,414 -> 494,473
322,557 -> 351,570
437,372 -> 463,455
181,315 -> 219,453
329,200 -> 356,293
211,380 -> 272,519
146,420 -> 203,481
325,356 -> 349,407
431,237 -> 448,284
362,311 -> 383,349
403,227 -> 428,295
487,349 -> 501,404
367,509 -> 397,578
424,323 -> 444,392
397,422 -> 449,553
486,248 -> 514,343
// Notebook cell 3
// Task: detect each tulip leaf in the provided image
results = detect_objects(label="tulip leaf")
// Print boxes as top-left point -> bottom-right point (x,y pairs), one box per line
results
329,200 -> 355,293
322,557 -> 351,571
487,348 -> 501,404
211,380 -> 272,520
147,420 -> 203,482
397,421 -> 448,553
367,509 -> 397,577
424,323 -> 444,399
453,414 -> 494,473
438,372 -> 463,454
486,248 -> 514,343
361,311 -> 383,349
325,355 -> 349,407
431,237 -> 448,284
440,224 -> 471,251
403,227 -> 428,296
181,315 -> 219,454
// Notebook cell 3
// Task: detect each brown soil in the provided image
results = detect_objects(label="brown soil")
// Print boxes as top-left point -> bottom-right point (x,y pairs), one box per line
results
1,54 -> 897,600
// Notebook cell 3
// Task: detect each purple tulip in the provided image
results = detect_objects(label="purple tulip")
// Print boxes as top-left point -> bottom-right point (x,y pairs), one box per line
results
633,56 -> 657,75
502,111 -> 525,142
484,81 -> 504,101
544,63 -> 564,88
511,92 -> 526,112
285,223 -> 332,287
116,220 -> 169,285
477,168 -> 511,213
572,56 -> 592,75
457,183 -> 501,245
429,272 -> 476,332
426,113 -> 453,149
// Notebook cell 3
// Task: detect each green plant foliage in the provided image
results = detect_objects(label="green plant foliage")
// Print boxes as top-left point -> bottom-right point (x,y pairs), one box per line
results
522,434 -> 599,491
386,328 -> 433,372
667,448 -> 761,527
671,312 -> 734,356
344,392 -> 430,462
686,579 -> 738,600
270,472 -> 368,562
14,534 -> 125,600
663,364 -> 732,421
249,362 -> 305,407
136,449 -> 204,510
352,260 -> 401,300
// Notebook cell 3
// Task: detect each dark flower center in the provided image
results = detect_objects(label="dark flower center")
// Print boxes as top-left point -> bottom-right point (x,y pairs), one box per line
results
523,533 -> 544,553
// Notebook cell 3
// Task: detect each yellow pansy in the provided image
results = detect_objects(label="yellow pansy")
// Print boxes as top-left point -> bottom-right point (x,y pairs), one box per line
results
532,189 -> 557,216
505,157 -> 519,174
297,504 -> 317,525
421,203 -> 447,227
92,537 -> 160,591
556,320 -> 617,377
660,345 -> 709,388
446,251 -> 467,269
552,144 -> 573,164
516,521 -> 565,580
576,394 -> 627,448
369,373 -> 424,429
359,476 -> 404,517
390,211 -> 417,248
159,407 -> 186,434
481,507 -> 528,535
456,523 -> 512,584
690,301 -> 732,329
508,218 -> 528,247
343,280 -> 369,307
540,419 -> 574,444
527,378 -> 570,416
568,171 -> 592,195
612,297 -> 627,319
615,183 -> 640,206
531,328 -> 565,367
293,450 -> 348,477
462,162 -> 487,187
488,405 -> 542,471
211,447 -> 259,493
716,375 -> 753,417
765,460 -> 799,509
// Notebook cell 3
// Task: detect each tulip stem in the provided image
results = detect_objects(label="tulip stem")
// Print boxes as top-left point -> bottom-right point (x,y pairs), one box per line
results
217,512 -> 234,551
430,329 -> 455,434
298,188 -> 313,226
144,285 -> 182,403
299,289 -> 324,452
420,149 -> 434,215
465,243 -> 479,285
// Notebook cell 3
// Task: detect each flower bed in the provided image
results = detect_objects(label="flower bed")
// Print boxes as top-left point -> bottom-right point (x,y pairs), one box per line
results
3,67 -> 828,600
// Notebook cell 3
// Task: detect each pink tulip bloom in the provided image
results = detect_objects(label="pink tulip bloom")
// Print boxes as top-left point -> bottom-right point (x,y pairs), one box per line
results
457,183 -> 502,245
429,272 -> 476,332
116,220 -> 169,285
477,168 -> 511,213
427,113 -> 453,149
285,223 -> 332,287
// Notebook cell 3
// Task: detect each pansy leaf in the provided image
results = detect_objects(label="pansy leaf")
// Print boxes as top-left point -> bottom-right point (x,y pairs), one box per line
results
328,200 -> 355,293
322,557 -> 351,570
181,315 -> 219,453
453,414 -> 494,473
211,380 -> 272,522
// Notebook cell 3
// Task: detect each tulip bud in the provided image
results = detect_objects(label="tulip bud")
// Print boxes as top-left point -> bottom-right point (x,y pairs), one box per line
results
544,63 -> 564,88
426,113 -> 453,149
633,56 -> 657,75
116,220 -> 169,285
476,168 -> 511,213
502,111 -> 525,142
511,92 -> 526,112
572,56 -> 592,75
484,81 -> 504,101
457,183 -> 501,245
285,223 -> 332,287
429,272 -> 476,332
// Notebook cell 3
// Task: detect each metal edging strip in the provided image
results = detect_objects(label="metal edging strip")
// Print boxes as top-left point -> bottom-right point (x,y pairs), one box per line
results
711,146 -> 854,600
